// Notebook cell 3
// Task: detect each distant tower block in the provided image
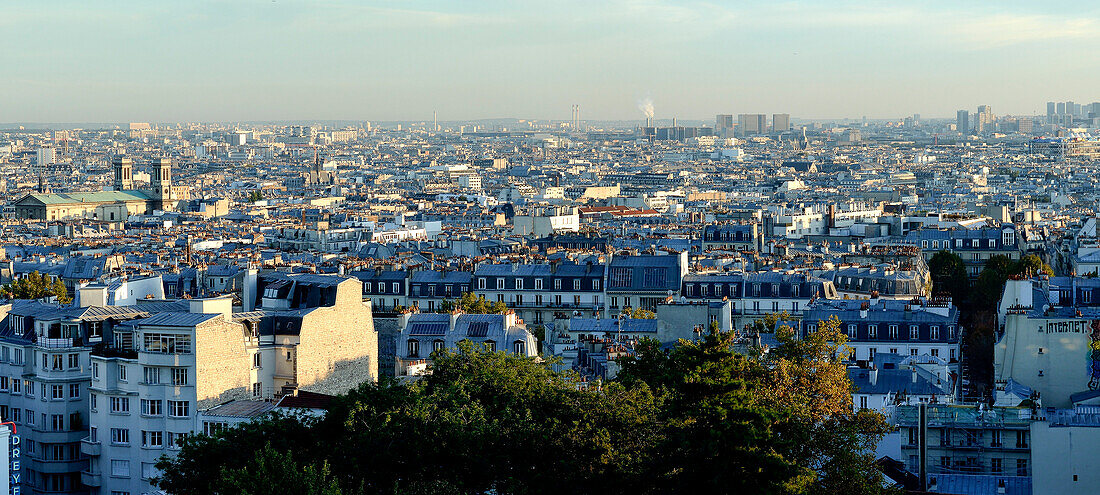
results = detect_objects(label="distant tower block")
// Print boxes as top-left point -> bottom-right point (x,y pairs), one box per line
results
113,156 -> 134,191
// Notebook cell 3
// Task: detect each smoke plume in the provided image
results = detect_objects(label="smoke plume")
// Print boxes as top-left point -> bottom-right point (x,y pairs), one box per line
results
637,98 -> 654,119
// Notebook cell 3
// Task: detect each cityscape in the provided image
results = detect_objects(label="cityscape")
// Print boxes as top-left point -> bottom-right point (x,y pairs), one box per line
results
4,2 -> 1100,495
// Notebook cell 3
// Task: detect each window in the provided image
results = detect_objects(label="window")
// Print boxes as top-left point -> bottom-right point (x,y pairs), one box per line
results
889,325 -> 899,339
0,376 -> 7,392
68,353 -> 79,369
110,397 -> 130,413
592,279 -> 600,291
573,279 -> 581,291
111,428 -> 130,445
1016,431 -> 1028,448
91,393 -> 97,410
485,340 -> 496,352
407,339 -> 420,358
142,462 -> 158,480
111,459 -> 130,477
143,333 -> 192,354
252,353 -> 262,369
25,409 -> 33,426
11,378 -> 19,394
991,430 -> 1002,447
496,278 -> 504,290
168,400 -> 189,418
478,278 -> 486,289
991,458 -> 1002,474
118,364 -> 127,382
868,325 -> 878,338
553,279 -> 561,290
609,267 -> 633,288
847,324 -> 857,339
51,414 -> 64,431
144,367 -> 160,385
90,427 -> 97,442
513,340 -> 525,355
433,340 -> 445,353
910,325 -> 919,339
88,321 -> 102,340
930,326 -> 940,340
515,278 -> 523,290
807,323 -> 816,333
534,278 -> 543,290
252,383 -> 262,397
92,362 -> 99,379
948,325 -> 956,339
167,432 -> 187,449
24,380 -> 33,398
141,399 -> 162,416
51,384 -> 63,400
1017,459 -> 1028,476
172,368 -> 188,386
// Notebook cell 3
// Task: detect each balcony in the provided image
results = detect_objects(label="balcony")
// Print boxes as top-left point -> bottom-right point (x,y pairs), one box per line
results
80,470 -> 102,487
80,438 -> 101,456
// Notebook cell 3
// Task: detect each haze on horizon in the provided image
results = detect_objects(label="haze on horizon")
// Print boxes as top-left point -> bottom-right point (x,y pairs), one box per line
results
3,0 -> 1099,124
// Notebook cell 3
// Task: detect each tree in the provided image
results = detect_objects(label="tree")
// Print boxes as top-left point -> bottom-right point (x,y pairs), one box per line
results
928,250 -> 969,304
216,446 -> 342,495
0,271 -> 71,304
1015,254 -> 1053,277
617,315 -> 891,495
751,310 -> 791,333
247,190 -> 263,203
623,307 -> 656,319
158,325 -> 891,495
439,292 -> 507,314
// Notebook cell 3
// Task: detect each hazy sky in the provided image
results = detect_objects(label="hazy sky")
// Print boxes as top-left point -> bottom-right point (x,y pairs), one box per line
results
4,0 -> 1100,123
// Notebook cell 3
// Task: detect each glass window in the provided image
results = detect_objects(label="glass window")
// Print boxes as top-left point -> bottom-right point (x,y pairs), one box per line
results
110,459 -> 130,476
141,399 -> 162,416
110,428 -> 130,445
168,400 -> 189,418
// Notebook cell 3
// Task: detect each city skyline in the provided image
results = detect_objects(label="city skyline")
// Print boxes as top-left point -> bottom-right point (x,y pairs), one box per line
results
4,0 -> 1100,123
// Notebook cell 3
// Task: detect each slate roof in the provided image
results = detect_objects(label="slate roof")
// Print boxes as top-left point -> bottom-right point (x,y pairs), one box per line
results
20,191 -> 150,205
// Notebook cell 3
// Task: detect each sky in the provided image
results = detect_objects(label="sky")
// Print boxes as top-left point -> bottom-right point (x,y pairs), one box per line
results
3,0 -> 1100,123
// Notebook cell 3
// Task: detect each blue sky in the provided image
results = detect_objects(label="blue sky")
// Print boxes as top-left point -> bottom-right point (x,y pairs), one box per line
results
3,0 -> 1099,122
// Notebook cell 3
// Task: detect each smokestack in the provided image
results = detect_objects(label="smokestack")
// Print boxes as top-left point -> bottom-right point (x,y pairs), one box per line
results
672,117 -> 677,127
645,117 -> 652,127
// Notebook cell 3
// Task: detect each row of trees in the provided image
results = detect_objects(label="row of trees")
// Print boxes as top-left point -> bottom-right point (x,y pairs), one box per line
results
156,316 -> 892,494
929,251 -> 1051,310
0,271 -> 71,304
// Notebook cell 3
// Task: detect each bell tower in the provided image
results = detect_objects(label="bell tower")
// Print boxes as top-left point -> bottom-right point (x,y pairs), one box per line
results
149,157 -> 174,211
113,157 -> 133,191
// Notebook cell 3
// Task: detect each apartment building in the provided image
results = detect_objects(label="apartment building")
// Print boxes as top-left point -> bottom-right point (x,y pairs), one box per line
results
83,273 -> 377,495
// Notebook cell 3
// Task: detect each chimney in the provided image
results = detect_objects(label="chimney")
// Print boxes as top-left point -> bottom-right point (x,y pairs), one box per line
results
869,367 -> 878,386
911,367 -> 918,384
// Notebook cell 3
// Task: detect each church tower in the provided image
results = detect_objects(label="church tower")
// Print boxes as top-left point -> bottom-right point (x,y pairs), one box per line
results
150,157 -> 174,211
113,156 -> 134,191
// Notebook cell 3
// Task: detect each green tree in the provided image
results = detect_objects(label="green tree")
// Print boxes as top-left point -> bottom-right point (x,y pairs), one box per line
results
217,446 -> 342,495
439,292 -> 507,314
158,324 -> 891,495
928,250 -> 969,304
618,315 -> 891,495
751,310 -> 791,333
623,307 -> 656,319
247,190 -> 263,203
1015,254 -> 1053,277
0,271 -> 71,304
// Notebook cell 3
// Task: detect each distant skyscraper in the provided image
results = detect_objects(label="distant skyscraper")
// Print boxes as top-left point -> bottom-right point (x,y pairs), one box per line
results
956,110 -> 969,134
772,113 -> 791,132
1047,102 -> 1056,123
976,105 -> 993,133
36,145 -> 55,167
737,114 -> 766,136
716,114 -> 733,131
1066,101 -> 1075,117
1057,102 -> 1066,115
